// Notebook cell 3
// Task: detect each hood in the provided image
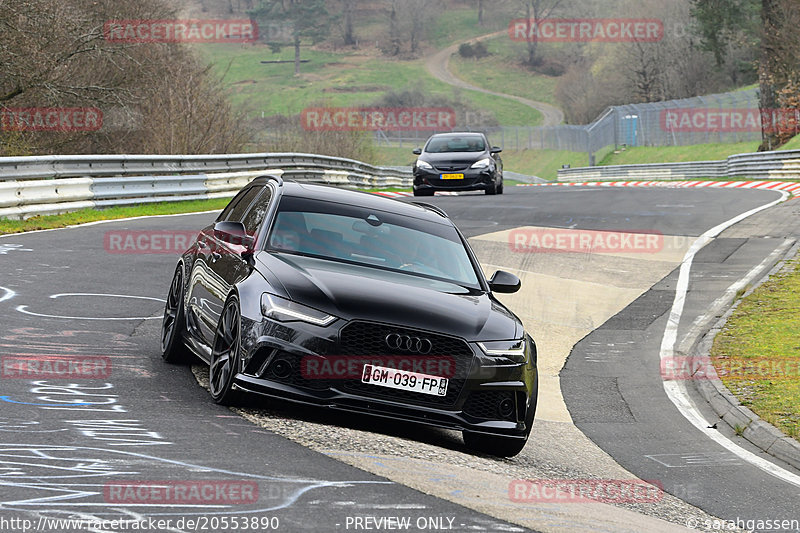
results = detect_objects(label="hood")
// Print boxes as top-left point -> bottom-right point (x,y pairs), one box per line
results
255,252 -> 520,341
421,151 -> 490,169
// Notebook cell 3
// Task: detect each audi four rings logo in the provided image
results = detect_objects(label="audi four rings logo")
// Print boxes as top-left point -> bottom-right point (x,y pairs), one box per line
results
385,333 -> 433,354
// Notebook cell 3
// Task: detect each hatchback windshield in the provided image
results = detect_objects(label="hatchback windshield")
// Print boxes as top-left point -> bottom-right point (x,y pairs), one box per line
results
266,196 -> 479,287
425,136 -> 486,153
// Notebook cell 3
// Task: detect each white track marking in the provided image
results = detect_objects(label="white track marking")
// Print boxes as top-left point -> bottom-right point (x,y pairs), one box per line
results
659,189 -> 800,488
15,307 -> 161,321
0,286 -> 16,303
16,293 -> 165,321
49,293 -> 164,302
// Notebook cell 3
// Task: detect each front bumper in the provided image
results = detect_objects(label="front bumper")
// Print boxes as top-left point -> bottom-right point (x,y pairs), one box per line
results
413,168 -> 498,193
237,316 -> 537,438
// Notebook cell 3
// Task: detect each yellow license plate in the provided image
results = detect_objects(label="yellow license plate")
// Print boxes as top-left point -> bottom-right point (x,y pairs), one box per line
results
441,173 -> 464,180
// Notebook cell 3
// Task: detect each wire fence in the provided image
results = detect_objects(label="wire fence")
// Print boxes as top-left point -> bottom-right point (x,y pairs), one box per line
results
373,88 -> 768,164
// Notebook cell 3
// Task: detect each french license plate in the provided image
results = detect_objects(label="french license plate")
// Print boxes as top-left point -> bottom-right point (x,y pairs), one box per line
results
361,365 -> 448,397
440,173 -> 464,180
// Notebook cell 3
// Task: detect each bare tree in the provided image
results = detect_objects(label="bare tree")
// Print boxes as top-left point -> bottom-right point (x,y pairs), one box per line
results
0,0 -> 249,155
515,0 -> 564,67
382,0 -> 439,56
758,0 -> 800,149
385,0 -> 402,56
408,0 -> 438,54
342,0 -> 356,45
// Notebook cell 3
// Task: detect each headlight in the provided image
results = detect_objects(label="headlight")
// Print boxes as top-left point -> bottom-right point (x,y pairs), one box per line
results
261,294 -> 337,326
471,158 -> 492,169
416,159 -> 433,170
478,339 -> 526,360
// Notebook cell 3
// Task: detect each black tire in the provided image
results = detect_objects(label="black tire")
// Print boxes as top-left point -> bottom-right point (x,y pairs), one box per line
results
161,265 -> 192,364
485,184 -> 497,195
413,189 -> 435,197
209,296 -> 244,405
497,182 -> 504,194
463,430 -> 529,457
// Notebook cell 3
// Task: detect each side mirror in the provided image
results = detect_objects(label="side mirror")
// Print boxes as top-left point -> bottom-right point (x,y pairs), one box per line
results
489,270 -> 521,294
213,221 -> 255,251
412,148 -> 422,155
490,146 -> 503,154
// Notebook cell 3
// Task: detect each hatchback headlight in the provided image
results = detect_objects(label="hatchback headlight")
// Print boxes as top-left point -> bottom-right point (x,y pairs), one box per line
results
471,158 -> 492,169
416,159 -> 433,170
261,294 -> 337,326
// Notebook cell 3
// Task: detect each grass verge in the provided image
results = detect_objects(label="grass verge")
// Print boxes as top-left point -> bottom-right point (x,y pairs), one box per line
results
600,143 -> 762,165
0,186 -> 414,236
710,256 -> 800,441
0,199 -> 231,235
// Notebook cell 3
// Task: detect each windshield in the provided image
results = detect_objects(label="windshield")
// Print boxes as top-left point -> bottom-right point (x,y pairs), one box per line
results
425,136 -> 486,153
266,196 -> 479,287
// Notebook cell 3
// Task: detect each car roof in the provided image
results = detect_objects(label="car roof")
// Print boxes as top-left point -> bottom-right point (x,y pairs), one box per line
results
427,132 -> 486,140
276,181 -> 451,224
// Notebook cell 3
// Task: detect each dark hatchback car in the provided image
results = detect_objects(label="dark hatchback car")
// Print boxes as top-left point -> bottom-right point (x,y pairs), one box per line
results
161,176 -> 537,456
412,132 -> 503,196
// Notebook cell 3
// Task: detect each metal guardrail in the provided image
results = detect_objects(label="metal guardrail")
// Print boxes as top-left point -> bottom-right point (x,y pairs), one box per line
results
0,153 -> 412,220
557,149 -> 800,182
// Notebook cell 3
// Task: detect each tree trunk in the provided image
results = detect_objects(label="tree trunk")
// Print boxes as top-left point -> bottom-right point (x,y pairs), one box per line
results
388,1 -> 401,56
758,0 -> 780,150
478,0 -> 484,26
294,34 -> 301,76
526,2 -> 539,67
343,0 -> 355,45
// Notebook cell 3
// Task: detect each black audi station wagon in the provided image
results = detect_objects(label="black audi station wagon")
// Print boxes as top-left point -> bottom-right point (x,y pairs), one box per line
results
161,176 -> 537,456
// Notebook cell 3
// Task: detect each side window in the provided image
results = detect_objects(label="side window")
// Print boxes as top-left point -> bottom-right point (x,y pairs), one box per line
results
224,186 -> 262,223
241,188 -> 273,236
217,188 -> 253,222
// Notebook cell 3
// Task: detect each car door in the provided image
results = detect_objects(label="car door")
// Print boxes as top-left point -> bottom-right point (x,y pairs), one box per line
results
208,185 -> 275,327
188,185 -> 266,346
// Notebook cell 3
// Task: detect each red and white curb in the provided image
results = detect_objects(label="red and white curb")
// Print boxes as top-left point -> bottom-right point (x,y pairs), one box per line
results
517,180 -> 800,196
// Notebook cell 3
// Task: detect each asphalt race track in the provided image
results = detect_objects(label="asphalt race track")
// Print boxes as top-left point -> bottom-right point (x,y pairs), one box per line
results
0,185 -> 798,532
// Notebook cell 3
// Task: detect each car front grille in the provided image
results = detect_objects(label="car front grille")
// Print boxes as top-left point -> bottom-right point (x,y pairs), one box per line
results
434,164 -> 470,172
335,321 -> 474,406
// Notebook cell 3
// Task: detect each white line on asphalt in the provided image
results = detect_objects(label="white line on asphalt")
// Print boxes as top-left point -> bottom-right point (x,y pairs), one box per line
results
15,306 -> 162,321
49,293 -> 165,302
0,286 -> 15,303
15,293 -> 166,321
659,189 -> 800,488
